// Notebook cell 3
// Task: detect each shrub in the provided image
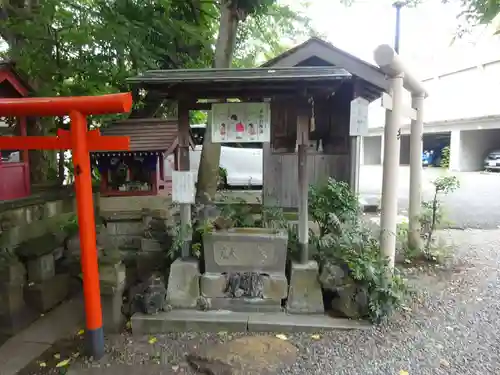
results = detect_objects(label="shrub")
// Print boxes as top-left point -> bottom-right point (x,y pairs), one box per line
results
309,179 -> 408,323
440,146 -> 450,168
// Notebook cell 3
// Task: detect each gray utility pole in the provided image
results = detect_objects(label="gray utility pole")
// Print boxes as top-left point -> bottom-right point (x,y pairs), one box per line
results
393,1 -> 406,53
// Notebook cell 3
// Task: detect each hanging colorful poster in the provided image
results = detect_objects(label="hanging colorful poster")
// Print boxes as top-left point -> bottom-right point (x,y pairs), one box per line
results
211,102 -> 270,143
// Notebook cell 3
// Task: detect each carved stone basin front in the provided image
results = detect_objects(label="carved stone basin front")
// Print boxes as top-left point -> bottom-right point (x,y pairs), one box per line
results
202,228 -> 288,274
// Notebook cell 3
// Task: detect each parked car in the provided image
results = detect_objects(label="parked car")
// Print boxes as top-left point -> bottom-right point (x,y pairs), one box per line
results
484,149 -> 500,171
164,124 -> 263,187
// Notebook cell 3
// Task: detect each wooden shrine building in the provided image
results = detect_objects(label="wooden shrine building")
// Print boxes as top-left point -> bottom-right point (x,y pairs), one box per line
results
0,61 -> 33,201
260,37 -> 388,208
93,118 -> 194,197
127,37 -> 388,208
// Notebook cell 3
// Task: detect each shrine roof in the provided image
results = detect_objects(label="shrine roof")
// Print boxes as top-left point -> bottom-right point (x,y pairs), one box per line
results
96,118 -> 192,155
126,66 -> 353,99
127,66 -> 351,84
0,60 -> 34,97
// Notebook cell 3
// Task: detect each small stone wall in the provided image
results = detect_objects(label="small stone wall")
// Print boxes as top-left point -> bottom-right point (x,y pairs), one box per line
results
0,187 -> 99,251
99,196 -> 176,288
0,188 -> 99,337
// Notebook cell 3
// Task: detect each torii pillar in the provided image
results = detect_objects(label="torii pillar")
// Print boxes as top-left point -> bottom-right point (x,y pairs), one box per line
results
0,93 -> 132,359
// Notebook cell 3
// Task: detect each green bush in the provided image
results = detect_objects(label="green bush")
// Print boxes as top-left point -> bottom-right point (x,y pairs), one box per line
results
309,178 -> 360,236
440,146 -> 450,168
309,178 -> 408,323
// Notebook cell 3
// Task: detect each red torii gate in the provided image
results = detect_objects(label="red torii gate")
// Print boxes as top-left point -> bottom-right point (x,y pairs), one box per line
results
0,93 -> 132,359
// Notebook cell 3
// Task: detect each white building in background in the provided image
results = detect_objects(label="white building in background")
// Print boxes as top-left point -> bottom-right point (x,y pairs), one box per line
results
362,25 -> 500,171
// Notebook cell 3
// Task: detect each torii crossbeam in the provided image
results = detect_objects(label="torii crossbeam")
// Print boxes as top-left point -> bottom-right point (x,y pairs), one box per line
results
0,93 -> 132,359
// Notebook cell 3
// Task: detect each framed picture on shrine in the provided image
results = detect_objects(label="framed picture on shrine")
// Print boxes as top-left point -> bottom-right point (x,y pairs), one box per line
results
211,102 -> 271,143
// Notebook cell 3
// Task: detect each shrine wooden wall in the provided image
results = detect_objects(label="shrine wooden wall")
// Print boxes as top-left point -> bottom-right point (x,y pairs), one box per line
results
263,83 -> 354,208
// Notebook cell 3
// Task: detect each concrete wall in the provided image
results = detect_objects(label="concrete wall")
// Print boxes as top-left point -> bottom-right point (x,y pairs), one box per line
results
458,128 -> 500,171
449,130 -> 461,171
362,136 -> 382,165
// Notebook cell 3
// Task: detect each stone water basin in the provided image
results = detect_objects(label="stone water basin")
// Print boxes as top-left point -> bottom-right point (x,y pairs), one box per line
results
202,227 -> 288,273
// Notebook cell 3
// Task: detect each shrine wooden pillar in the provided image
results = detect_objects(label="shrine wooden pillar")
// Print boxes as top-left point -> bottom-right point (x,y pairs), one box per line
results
177,100 -> 192,258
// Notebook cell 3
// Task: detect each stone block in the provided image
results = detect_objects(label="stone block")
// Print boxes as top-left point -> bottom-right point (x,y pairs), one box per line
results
0,306 -> 38,336
166,258 -> 200,309
110,235 -> 142,250
107,221 -> 143,236
27,253 -> 55,283
247,312 -> 371,333
0,261 -> 26,285
286,261 -> 324,314
200,273 -> 227,298
131,310 -> 249,334
0,283 -> 26,316
140,238 -> 164,252
203,228 -> 288,274
210,297 -> 282,313
24,274 -> 70,313
262,273 -> 288,301
99,262 -> 126,291
101,281 -> 126,333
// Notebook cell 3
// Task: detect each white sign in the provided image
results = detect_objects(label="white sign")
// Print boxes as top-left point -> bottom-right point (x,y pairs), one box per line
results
381,93 -> 417,120
171,171 -> 195,204
212,102 -> 271,143
349,97 -> 369,136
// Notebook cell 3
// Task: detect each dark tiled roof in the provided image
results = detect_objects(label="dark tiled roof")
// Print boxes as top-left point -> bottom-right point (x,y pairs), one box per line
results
126,66 -> 351,84
99,118 -> 178,153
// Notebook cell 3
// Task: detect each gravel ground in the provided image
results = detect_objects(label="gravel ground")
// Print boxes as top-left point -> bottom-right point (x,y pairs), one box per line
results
54,229 -> 500,375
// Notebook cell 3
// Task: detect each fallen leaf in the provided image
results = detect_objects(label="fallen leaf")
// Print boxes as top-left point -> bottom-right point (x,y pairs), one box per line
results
310,334 -> 321,340
39,362 -> 47,368
275,334 -> 288,341
56,359 -> 71,368
54,353 -> 61,360
77,329 -> 85,336
148,336 -> 157,344
399,371 -> 409,375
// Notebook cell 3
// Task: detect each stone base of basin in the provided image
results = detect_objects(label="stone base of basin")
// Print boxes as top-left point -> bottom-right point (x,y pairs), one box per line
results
131,310 -> 370,334
286,261 -> 324,314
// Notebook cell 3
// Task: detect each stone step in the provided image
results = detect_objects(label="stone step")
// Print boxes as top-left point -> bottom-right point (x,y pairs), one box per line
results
131,310 -> 370,334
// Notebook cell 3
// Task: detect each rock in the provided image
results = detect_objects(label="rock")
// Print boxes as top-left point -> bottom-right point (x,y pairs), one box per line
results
213,216 -> 233,230
332,284 -> 369,319
318,263 -> 345,292
186,336 -> 298,375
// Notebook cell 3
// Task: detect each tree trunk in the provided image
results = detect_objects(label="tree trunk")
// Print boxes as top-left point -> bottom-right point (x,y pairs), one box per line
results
195,1 -> 239,203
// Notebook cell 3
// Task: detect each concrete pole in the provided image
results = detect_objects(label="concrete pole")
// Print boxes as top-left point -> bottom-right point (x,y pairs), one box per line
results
349,136 -> 361,194
380,73 -> 404,270
408,94 -> 424,251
